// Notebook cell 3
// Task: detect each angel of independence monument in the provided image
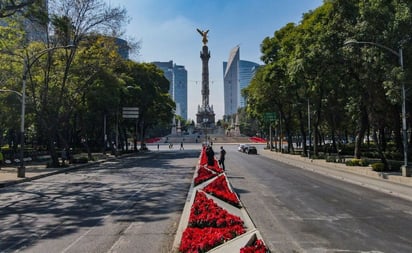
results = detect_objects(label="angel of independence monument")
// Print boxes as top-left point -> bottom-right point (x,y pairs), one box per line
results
196,28 -> 215,129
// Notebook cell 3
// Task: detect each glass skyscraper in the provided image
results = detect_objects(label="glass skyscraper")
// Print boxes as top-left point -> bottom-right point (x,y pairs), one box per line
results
223,46 -> 260,116
152,61 -> 188,120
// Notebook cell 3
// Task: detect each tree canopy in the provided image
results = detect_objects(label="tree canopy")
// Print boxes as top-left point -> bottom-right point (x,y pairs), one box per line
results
244,0 -> 412,168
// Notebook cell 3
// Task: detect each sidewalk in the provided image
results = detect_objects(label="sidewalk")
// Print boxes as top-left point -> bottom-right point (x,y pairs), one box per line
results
260,149 -> 412,202
0,153 -> 116,188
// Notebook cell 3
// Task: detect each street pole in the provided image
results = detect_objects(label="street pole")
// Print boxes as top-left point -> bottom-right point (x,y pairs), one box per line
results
17,59 -> 27,178
308,99 -> 311,159
269,123 -> 272,151
399,48 -> 409,174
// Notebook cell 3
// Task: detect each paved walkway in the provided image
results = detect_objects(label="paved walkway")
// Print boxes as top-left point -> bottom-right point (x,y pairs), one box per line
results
260,149 -> 412,202
0,154 -> 115,188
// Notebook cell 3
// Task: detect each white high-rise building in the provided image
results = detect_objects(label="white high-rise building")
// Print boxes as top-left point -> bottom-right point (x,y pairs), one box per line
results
223,46 -> 260,116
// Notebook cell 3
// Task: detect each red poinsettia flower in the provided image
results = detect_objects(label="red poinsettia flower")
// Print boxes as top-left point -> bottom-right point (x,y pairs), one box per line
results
194,166 -> 218,186
240,239 -> 268,253
203,174 -> 240,207
199,146 -> 208,165
189,191 -> 243,228
180,191 -> 246,253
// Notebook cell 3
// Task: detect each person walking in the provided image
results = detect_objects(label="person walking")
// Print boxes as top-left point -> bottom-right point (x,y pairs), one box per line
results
206,146 -> 215,166
219,146 -> 226,170
180,142 -> 184,150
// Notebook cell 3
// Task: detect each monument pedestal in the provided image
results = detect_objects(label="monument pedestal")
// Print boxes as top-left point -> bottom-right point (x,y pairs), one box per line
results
197,109 -> 215,127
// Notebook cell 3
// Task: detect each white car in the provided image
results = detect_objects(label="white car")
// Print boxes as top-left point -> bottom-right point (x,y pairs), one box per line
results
238,144 -> 246,152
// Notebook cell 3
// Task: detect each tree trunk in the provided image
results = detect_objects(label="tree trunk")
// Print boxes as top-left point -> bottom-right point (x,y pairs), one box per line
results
48,138 -> 59,167
298,110 -> 307,156
373,130 -> 389,170
354,106 -> 368,159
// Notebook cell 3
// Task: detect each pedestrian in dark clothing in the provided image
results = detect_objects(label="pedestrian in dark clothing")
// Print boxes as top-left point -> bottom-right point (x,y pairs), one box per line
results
219,146 -> 226,170
206,146 -> 215,166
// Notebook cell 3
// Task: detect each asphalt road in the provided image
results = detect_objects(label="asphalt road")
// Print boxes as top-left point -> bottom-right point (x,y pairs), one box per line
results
0,149 -> 197,253
224,144 -> 412,253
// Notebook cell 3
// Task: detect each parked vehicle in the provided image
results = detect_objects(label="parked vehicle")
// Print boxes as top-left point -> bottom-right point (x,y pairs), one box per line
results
245,145 -> 257,154
238,144 -> 246,152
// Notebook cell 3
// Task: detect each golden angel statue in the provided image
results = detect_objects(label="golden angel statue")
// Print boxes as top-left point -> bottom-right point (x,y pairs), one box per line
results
197,28 -> 209,45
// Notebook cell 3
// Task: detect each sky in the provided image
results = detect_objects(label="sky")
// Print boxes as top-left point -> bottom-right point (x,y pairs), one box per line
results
106,0 -> 324,121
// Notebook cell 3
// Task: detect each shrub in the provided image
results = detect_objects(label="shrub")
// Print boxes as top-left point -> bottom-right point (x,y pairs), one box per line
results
371,162 -> 385,172
326,155 -> 337,163
345,158 -> 369,167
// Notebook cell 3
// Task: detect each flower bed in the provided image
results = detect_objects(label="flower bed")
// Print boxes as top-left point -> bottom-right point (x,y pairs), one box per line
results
174,148 -> 269,253
188,191 -> 244,228
203,174 -> 240,207
199,147 -> 208,165
249,136 -> 266,143
207,160 -> 224,174
198,147 -> 223,174
194,166 -> 218,186
240,239 -> 269,253
179,191 -> 245,252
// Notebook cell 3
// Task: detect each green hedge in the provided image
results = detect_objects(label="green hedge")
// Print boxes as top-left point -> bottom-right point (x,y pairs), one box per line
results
345,158 -> 369,167
371,162 -> 385,171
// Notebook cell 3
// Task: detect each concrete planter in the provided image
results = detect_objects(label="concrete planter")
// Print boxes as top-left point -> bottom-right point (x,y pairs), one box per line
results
172,153 -> 269,252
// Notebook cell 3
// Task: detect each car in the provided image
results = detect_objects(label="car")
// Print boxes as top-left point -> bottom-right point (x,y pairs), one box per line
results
238,144 -> 246,152
245,145 -> 257,154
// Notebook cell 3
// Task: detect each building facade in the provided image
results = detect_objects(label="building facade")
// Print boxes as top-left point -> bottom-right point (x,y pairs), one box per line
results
152,61 -> 188,120
173,64 -> 188,120
223,46 -> 240,116
239,60 -> 260,107
223,46 -> 260,116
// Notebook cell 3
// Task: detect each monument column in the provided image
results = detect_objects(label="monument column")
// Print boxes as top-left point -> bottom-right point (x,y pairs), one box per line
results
196,28 -> 215,127
201,45 -> 210,108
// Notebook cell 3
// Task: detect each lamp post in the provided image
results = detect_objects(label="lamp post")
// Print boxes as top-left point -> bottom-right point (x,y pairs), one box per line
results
6,45 -> 75,178
344,39 -> 410,176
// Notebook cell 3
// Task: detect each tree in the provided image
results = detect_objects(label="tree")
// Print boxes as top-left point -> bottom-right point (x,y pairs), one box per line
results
118,61 -> 175,150
0,0 -> 36,18
26,0 -> 128,166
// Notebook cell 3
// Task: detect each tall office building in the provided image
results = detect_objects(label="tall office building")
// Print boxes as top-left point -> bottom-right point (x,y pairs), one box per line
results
223,46 -> 260,116
152,61 -> 188,120
152,61 -> 174,95
223,46 -> 240,116
173,64 -> 188,120
239,60 -> 260,107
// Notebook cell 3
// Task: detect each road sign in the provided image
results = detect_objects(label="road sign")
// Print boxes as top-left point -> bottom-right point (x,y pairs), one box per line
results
263,112 -> 276,122
122,107 -> 139,118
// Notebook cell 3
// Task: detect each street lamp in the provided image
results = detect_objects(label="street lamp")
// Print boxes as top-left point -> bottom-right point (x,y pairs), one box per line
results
4,45 -> 75,178
344,39 -> 410,176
